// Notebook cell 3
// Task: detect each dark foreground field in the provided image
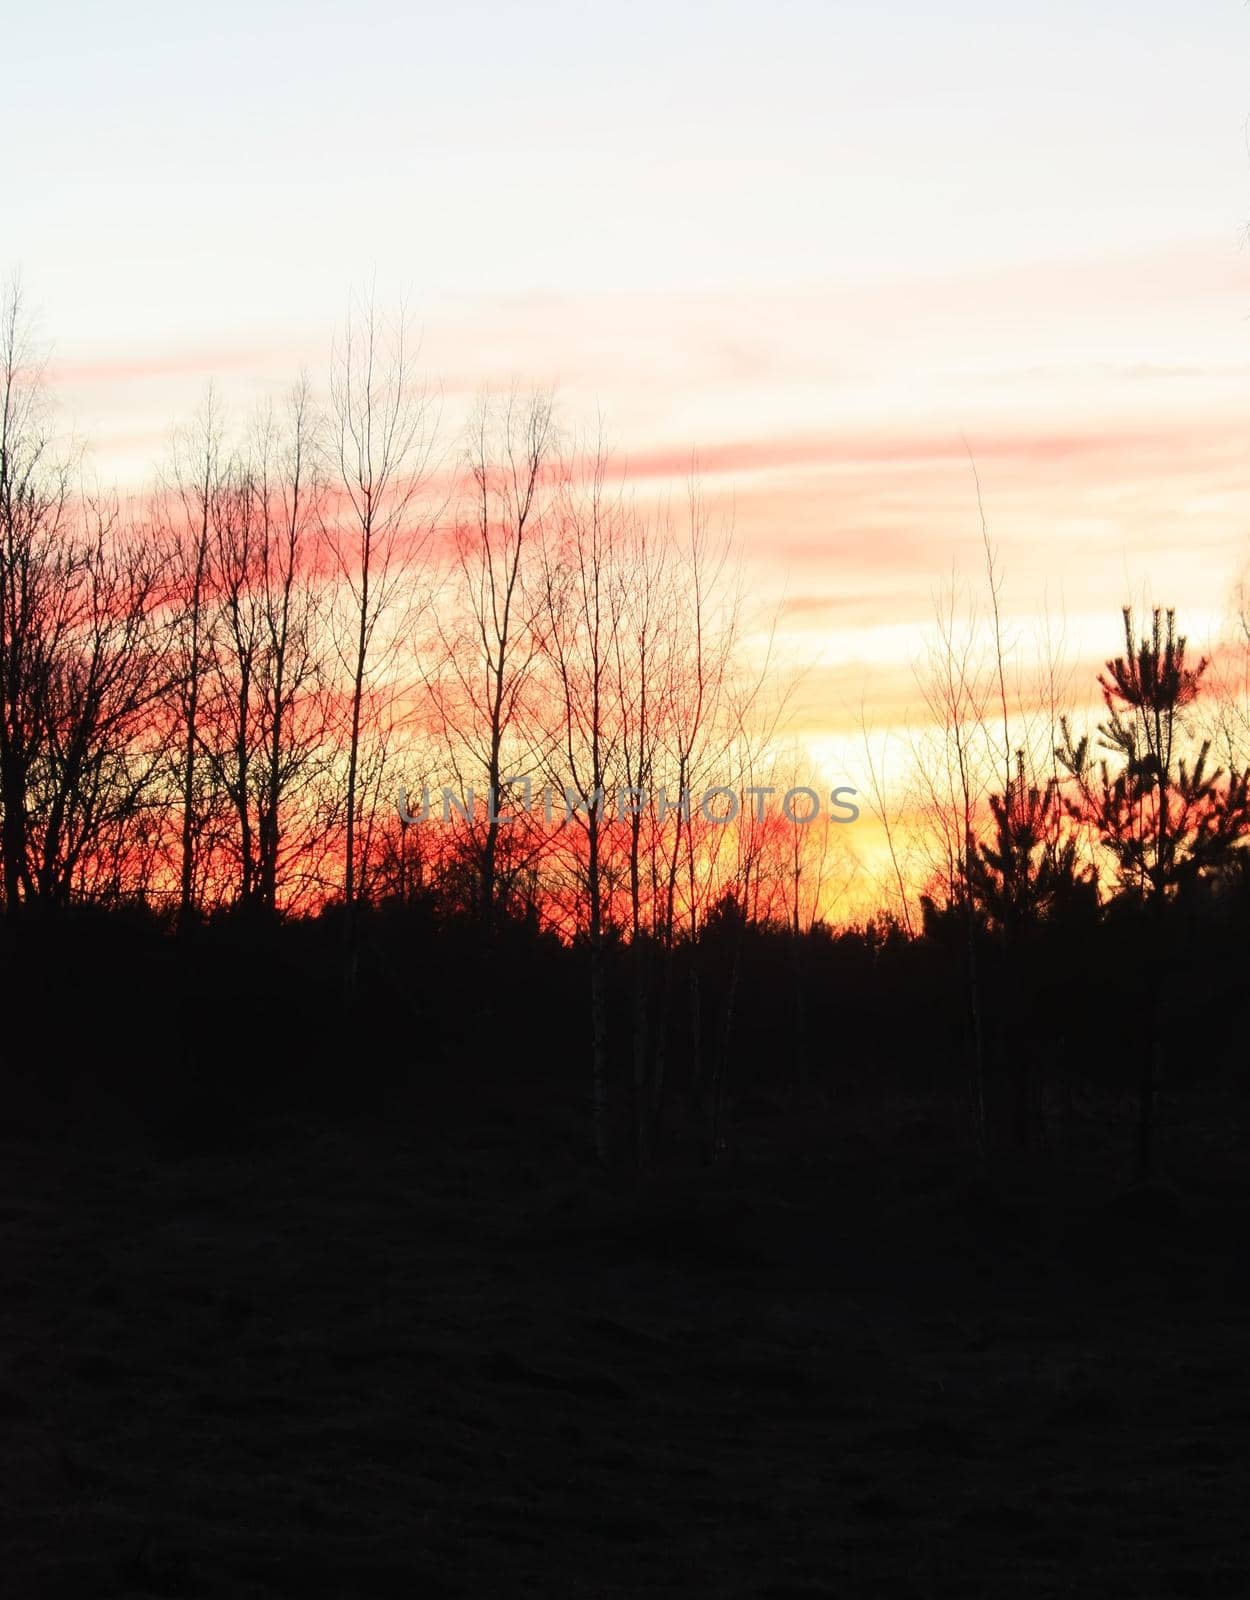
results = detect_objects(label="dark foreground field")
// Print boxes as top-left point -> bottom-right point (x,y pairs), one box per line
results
3,1080 -> 1250,1598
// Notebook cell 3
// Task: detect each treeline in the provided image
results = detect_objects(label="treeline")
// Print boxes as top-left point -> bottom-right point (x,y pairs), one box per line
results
0,284 -> 829,933
9,856 -> 1250,1181
880,557 -> 1250,1178
0,281 -> 846,1164
5,277 -> 1250,1173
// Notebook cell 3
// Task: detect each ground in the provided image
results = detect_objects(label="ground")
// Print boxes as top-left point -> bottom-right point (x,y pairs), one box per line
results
2,1084 -> 1248,1597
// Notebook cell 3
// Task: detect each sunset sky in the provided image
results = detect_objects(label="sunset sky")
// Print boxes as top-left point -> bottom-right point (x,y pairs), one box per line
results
7,2 -> 1250,756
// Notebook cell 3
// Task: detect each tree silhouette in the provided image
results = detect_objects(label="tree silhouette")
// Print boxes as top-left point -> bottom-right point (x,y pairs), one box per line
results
964,748 -> 1095,1146
0,280 -> 69,913
431,391 -> 556,930
969,749 -> 1092,934
1058,607 -> 1250,1175
1058,608 -> 1250,906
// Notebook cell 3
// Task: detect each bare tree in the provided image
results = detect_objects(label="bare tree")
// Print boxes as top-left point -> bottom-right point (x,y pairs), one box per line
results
167,388 -> 224,923
28,494 -> 173,905
649,484 -> 742,1148
543,440 -> 626,1164
198,385 -> 329,914
327,294 -> 440,1004
253,383 -> 331,914
431,389 -> 556,926
0,278 -> 71,912
202,459 -> 263,904
914,573 -> 999,1158
609,498 -> 682,1165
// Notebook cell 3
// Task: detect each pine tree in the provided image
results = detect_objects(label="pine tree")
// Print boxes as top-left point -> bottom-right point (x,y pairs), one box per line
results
1058,607 -> 1250,1176
1057,608 -> 1250,907
969,749 -> 1093,935
964,750 -> 1094,1147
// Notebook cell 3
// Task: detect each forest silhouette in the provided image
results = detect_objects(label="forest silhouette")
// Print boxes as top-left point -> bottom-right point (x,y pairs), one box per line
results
5,280 -> 1250,1172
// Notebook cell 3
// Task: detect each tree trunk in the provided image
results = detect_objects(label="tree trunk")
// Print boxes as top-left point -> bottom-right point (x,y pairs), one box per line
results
587,822 -> 610,1166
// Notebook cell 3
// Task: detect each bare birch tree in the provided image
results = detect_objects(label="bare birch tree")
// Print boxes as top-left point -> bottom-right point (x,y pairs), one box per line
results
431,389 -> 556,927
327,294 -> 440,988
167,388 -> 224,922
543,441 -> 626,1164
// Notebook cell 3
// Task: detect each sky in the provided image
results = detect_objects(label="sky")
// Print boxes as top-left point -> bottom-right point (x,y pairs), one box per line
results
6,1 -> 1250,758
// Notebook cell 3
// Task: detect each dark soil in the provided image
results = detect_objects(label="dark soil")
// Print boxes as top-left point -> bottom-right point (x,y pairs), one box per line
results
3,1085 -> 1249,1597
